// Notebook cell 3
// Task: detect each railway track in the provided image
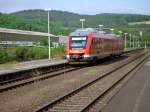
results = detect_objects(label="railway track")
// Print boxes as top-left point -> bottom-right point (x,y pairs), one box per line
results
0,55 -> 122,93
33,50 -> 149,112
0,63 -> 69,85
0,51 -> 135,93
0,49 -> 145,93
0,48 -> 143,86
0,66 -> 81,93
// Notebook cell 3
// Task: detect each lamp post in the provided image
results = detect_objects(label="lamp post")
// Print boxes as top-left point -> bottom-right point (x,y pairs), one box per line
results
133,35 -> 135,48
137,36 -> 138,48
129,33 -> 132,48
137,36 -> 139,48
110,28 -> 114,34
98,25 -> 103,31
135,36 -> 137,48
45,8 -> 51,60
118,31 -> 122,37
80,19 -> 85,29
135,36 -> 138,48
140,31 -> 142,48
124,33 -> 128,50
138,36 -> 140,48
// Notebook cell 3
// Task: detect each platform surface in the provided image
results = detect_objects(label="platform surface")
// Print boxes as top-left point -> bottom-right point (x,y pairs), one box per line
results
102,56 -> 150,112
0,59 -> 67,75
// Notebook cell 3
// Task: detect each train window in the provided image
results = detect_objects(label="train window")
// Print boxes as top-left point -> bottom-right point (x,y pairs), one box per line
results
91,40 -> 94,49
91,38 -> 100,49
70,36 -> 87,48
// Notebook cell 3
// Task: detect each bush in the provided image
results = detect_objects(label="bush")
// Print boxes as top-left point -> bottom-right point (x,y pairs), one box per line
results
0,46 -> 65,64
0,47 -> 8,63
15,47 -> 29,61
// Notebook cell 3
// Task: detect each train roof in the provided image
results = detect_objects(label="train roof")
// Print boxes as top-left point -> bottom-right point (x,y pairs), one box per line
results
70,28 -> 122,40
70,28 -> 100,36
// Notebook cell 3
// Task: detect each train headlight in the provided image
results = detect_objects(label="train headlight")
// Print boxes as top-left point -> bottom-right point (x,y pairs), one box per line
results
66,55 -> 70,59
84,54 -> 90,58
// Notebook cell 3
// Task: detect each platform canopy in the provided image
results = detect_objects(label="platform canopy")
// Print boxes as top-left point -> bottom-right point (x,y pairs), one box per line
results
0,27 -> 58,42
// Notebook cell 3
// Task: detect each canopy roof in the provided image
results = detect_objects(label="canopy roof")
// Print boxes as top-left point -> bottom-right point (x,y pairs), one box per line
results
0,27 -> 58,41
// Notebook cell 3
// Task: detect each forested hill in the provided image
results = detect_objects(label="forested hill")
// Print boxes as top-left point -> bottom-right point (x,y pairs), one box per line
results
11,9 -> 150,27
0,12 -> 47,32
0,9 -> 150,35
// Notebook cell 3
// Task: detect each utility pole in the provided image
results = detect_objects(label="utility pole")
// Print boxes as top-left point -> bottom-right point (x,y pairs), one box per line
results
140,31 -> 142,48
98,25 -> 103,31
130,33 -> 132,48
110,28 -> 114,34
124,33 -> 128,50
45,8 -> 52,60
80,19 -> 85,29
133,35 -> 135,48
136,36 -> 138,48
138,36 -> 140,48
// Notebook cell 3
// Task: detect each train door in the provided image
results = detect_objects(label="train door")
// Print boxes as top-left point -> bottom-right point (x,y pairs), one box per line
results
100,38 -> 103,55
101,38 -> 104,55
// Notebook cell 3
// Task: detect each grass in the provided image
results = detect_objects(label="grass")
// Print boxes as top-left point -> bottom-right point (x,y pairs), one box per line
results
0,46 -> 66,64
143,21 -> 150,24
129,21 -> 150,25
0,61 -> 17,68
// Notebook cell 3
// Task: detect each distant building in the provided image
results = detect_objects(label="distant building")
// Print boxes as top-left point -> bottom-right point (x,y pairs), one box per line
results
0,41 -> 33,47
59,35 -> 67,46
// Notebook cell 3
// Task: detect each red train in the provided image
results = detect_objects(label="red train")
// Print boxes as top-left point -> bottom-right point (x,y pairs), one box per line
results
66,28 -> 123,64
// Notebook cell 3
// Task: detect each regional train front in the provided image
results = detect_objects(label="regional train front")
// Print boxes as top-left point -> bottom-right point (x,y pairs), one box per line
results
66,28 -> 92,64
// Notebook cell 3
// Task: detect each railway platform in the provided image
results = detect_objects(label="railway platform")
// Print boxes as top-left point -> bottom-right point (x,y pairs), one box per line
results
102,56 -> 150,112
0,59 -> 67,76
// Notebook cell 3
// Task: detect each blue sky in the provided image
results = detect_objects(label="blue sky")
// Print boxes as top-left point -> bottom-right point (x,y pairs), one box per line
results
0,0 -> 150,15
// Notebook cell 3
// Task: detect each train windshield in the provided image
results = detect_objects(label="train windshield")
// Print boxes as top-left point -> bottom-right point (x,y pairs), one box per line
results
70,37 -> 87,48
